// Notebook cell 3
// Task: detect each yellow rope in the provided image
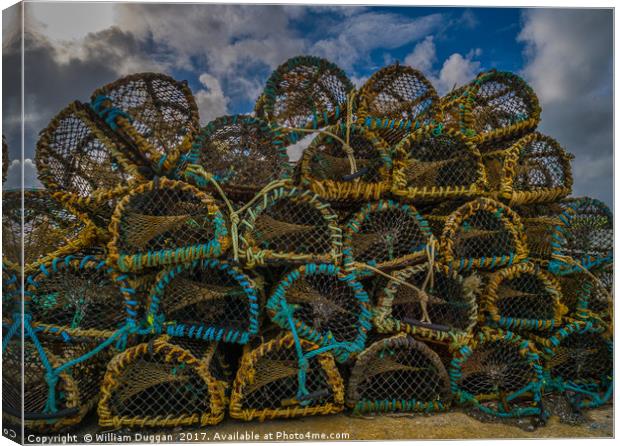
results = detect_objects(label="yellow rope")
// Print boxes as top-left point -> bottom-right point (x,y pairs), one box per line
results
552,254 -> 613,304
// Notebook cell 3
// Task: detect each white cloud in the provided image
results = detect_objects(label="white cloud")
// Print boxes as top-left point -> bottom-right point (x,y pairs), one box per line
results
4,159 -> 42,190
404,36 -> 437,73
433,49 -> 482,94
194,73 -> 230,125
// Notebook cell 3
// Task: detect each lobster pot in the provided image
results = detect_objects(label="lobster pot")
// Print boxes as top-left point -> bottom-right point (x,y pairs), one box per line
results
540,320 -> 612,409
3,337 -> 111,432
147,259 -> 260,344
229,334 -> 344,421
108,178 -> 229,272
450,328 -> 544,418
35,101 -> 141,209
374,263 -> 479,342
343,200 -> 433,277
440,198 -> 528,271
421,200 -> 467,238
582,265 -> 613,325
391,125 -> 487,201
357,64 -> 439,145
238,186 -> 341,267
455,70 -> 541,144
2,261 -> 19,325
484,262 -> 566,332
98,336 -> 228,428
255,56 -> 353,130
299,124 -> 391,202
2,190 -> 97,274
549,197 -> 613,275
347,334 -> 451,415
189,115 -> 292,198
90,72 -> 200,175
494,132 -> 573,205
516,202 -> 563,262
26,254 -> 137,339
266,264 -> 371,362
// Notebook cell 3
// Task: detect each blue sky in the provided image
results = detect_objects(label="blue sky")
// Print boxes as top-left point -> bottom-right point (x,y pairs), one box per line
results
2,3 -> 613,206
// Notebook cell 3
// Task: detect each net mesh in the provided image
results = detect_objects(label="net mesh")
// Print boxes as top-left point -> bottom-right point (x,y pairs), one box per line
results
90,72 -> 199,174
26,254 -> 136,339
484,262 -> 566,332
347,333 -> 451,414
255,56 -> 353,129
450,328 -> 543,417
108,178 -> 228,272
97,336 -> 228,428
266,264 -> 370,362
229,334 -> 344,421
2,337 -> 110,432
516,203 -> 563,262
550,197 -> 613,275
542,321 -> 612,409
190,115 -> 292,197
2,262 -> 19,325
238,186 -> 341,266
299,124 -> 391,201
392,125 -> 486,200
343,200 -> 433,275
440,198 -> 528,271
374,263 -> 480,343
147,259 -> 260,344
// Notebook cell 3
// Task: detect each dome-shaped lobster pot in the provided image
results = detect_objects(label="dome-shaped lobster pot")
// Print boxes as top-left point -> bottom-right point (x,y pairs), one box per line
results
97,336 -> 228,428
107,178 -> 229,272
343,200 -> 433,277
538,320 -> 612,409
238,186 -> 341,267
548,197 -> 613,276
483,262 -> 566,332
147,259 -> 260,344
255,56 -> 353,130
450,328 -> 544,418
229,334 -> 344,421
391,125 -> 487,202
188,115 -> 292,198
443,70 -> 541,145
299,124 -> 391,202
440,197 -> 528,271
266,264 -> 371,362
346,333 -> 451,415
2,190 -> 97,275
35,101 -> 142,226
357,64 -> 439,145
2,337 -> 111,432
374,263 -> 479,343
26,254 -> 137,339
490,132 -> 573,205
90,72 -> 200,175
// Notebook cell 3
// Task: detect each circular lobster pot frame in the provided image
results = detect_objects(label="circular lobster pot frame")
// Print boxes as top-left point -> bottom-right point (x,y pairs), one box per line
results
342,200 -> 434,277
255,56 -> 354,130
373,263 -> 480,343
450,328 -> 544,418
454,70 -> 541,144
2,337 -> 111,432
266,263 -> 371,363
491,132 -> 573,205
347,333 -> 452,415
229,334 -> 345,421
2,189 -> 98,275
548,197 -> 613,276
299,123 -> 392,202
237,186 -> 342,267
90,72 -> 200,176
440,197 -> 529,271
146,259 -> 260,344
483,262 -> 566,332
98,335 -> 228,428
107,178 -> 229,272
391,125 -> 487,202
189,114 -> 292,198
25,254 -> 137,340
537,320 -> 612,409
